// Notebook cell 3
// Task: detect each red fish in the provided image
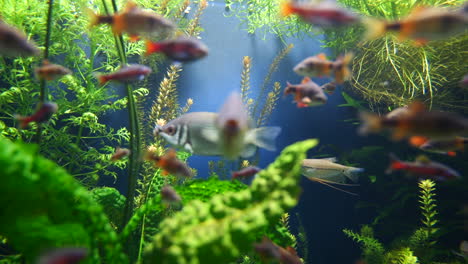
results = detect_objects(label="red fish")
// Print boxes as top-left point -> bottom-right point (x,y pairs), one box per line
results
231,166 -> 261,180
35,60 -> 72,81
281,0 -> 360,28
160,185 -> 181,205
145,149 -> 192,178
410,136 -> 468,156
386,153 -> 460,181
145,37 -> 208,62
15,102 -> 58,129
254,237 -> 302,264
36,247 -> 87,264
95,64 -> 152,85
110,147 -> 131,161
284,77 -> 328,108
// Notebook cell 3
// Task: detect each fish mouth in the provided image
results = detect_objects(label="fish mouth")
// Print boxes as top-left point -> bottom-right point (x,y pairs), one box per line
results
153,125 -> 162,136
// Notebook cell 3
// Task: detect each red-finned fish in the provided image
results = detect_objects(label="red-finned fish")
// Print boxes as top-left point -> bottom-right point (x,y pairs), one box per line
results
0,20 -> 40,57
15,102 -> 58,129
410,136 -> 468,156
35,60 -> 72,81
95,64 -> 152,85
36,247 -> 87,264
321,81 -> 337,95
386,153 -> 460,181
293,53 -> 353,84
231,166 -> 261,180
254,237 -> 302,264
284,77 -> 328,108
216,92 -> 250,159
145,149 -> 192,178
88,1 -> 175,40
281,0 -> 360,28
111,147 -> 131,161
363,5 -> 468,46
359,101 -> 468,141
160,185 -> 181,205
145,37 -> 208,62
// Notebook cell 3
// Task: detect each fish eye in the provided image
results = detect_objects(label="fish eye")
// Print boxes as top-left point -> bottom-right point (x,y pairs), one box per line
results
165,125 -> 177,135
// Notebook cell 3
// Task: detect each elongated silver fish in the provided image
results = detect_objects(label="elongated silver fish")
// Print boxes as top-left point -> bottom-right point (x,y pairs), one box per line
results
153,112 -> 281,158
301,157 -> 364,183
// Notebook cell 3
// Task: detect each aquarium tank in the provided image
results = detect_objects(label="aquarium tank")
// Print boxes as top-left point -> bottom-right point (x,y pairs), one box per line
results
0,0 -> 467,263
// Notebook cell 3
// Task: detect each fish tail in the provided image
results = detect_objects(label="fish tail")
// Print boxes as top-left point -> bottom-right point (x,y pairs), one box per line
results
14,114 -> 29,129
358,111 -> 382,136
86,7 -> 112,28
94,73 -> 109,86
333,53 -> 353,84
447,151 -> 457,157
344,167 -> 364,182
112,13 -> 125,35
409,136 -> 429,147
247,126 -> 282,151
145,40 -> 162,56
386,153 -> 403,174
362,17 -> 387,42
280,1 -> 294,17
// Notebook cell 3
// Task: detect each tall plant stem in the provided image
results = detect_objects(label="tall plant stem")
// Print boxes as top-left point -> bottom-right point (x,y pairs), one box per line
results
35,0 -> 54,144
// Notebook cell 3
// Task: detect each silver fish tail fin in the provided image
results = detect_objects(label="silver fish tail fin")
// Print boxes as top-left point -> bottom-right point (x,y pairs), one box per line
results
247,126 -> 282,151
343,167 -> 364,182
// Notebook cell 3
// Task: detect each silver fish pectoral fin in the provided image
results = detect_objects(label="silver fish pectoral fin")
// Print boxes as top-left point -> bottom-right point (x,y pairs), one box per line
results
183,142 -> 194,153
240,144 -> 257,158
199,126 -> 220,143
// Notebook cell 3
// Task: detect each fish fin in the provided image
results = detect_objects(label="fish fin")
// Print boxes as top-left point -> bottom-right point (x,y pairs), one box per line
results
409,136 -> 429,147
112,13 -> 125,35
240,144 -> 257,158
183,143 -> 194,153
391,128 -> 407,141
386,153 -> 403,174
447,151 -> 456,157
297,102 -> 308,108
358,111 -> 382,136
309,178 -> 358,196
93,72 -> 108,86
301,77 -> 311,84
86,7 -> 100,28
343,167 -> 364,183
280,1 -> 294,17
145,40 -> 162,55
200,126 -> 219,142
124,1 -> 138,12
415,155 -> 431,164
247,126 -> 281,151
166,149 -> 177,159
317,53 -> 327,60
14,115 -> 29,129
320,157 -> 337,162
42,59 -> 50,65
413,38 -> 428,46
162,170 -> 170,176
398,21 -> 415,42
129,35 -> 140,42
301,97 -> 312,104
362,17 -> 387,41
408,101 -> 426,114
408,5 -> 428,17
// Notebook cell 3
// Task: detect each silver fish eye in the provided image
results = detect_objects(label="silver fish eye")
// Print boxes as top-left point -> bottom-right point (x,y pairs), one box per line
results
165,125 -> 177,135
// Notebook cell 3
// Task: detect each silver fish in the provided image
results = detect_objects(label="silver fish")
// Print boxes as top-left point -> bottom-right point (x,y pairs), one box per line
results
0,20 -> 40,57
154,112 -> 281,158
301,157 -> 364,183
285,77 -> 328,107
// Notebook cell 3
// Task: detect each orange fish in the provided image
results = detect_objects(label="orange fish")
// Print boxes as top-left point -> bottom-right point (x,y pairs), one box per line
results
95,64 -> 152,85
110,147 -> 131,161
15,102 -> 58,129
293,53 -> 353,84
364,5 -> 468,46
284,77 -> 328,108
35,60 -> 72,81
88,1 -> 175,40
359,101 -> 468,141
411,136 -> 468,156
145,149 -> 192,178
281,0 -> 360,28
145,37 -> 208,62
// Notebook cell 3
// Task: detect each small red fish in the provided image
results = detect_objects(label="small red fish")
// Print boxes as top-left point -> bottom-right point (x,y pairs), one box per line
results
284,77 -> 328,108
110,147 -> 131,161
254,237 -> 302,264
386,153 -> 460,181
145,149 -> 192,178
36,247 -> 87,264
293,53 -> 353,84
15,102 -> 58,129
281,0 -> 360,28
413,136 -> 468,156
95,64 -> 152,85
145,37 -> 208,62
231,166 -> 261,180
160,185 -> 181,204
35,60 -> 72,81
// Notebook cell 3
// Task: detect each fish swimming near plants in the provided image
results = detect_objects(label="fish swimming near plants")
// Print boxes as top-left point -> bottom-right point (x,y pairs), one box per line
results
153,96 -> 281,159
363,5 -> 468,46
160,185 -> 182,205
386,153 -> 461,181
110,147 -> 131,161
410,136 -> 468,156
15,102 -> 58,129
280,0 -> 360,28
385,106 -> 410,119
145,149 -> 192,178
145,37 -> 208,62
293,53 -> 353,84
254,237 -> 302,264
88,1 -> 175,40
35,60 -> 72,81
36,247 -> 88,264
215,92 -> 250,159
95,64 -> 152,85
231,166 -> 262,180
0,20 -> 40,57
284,77 -> 328,108
359,101 -> 468,141
301,157 -> 363,193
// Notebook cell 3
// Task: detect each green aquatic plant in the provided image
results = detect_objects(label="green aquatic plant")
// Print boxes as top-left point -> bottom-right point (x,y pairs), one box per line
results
344,225 -> 386,264
143,139 -> 318,264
